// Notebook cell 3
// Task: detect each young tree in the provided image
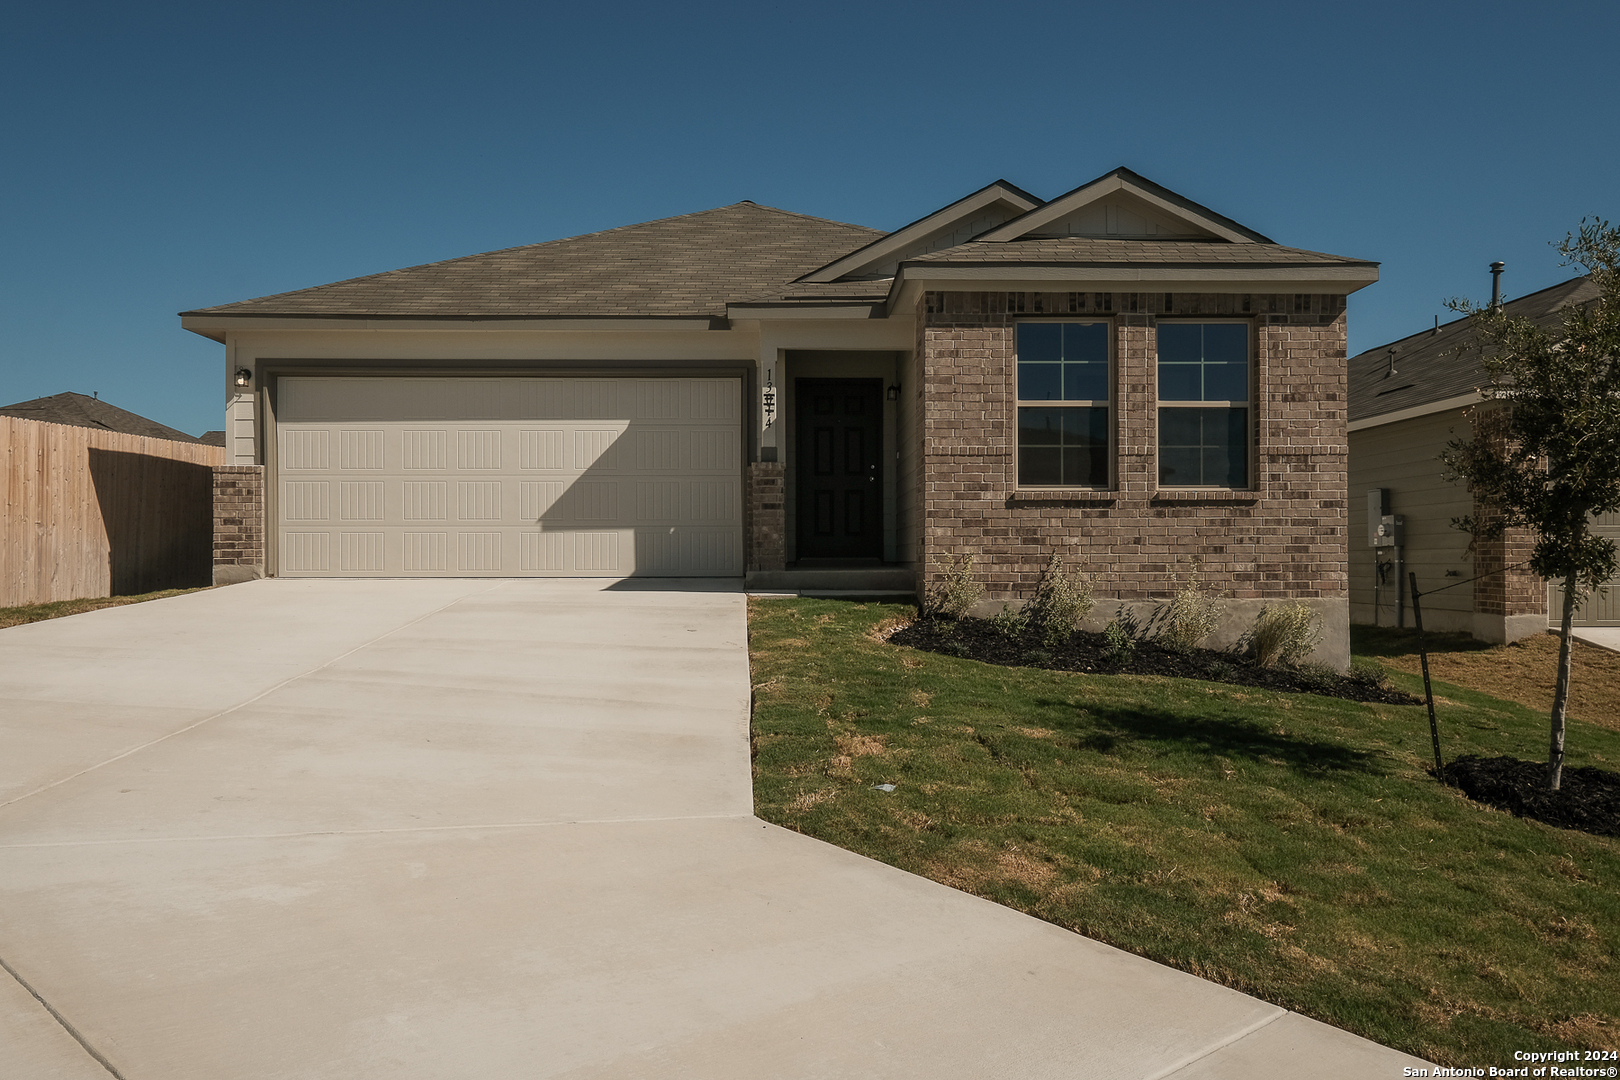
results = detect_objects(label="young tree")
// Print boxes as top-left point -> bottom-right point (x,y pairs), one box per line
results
1442,220 -> 1620,790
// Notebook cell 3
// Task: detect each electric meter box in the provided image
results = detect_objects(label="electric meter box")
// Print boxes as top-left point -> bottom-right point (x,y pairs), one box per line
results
1374,515 -> 1405,547
1368,488 -> 1404,547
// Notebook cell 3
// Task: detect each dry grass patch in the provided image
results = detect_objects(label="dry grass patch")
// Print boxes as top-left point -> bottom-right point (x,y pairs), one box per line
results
1360,628 -> 1620,732
0,587 -> 217,630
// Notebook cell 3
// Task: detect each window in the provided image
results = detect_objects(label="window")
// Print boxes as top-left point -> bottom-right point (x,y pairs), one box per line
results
1157,321 -> 1249,488
1016,321 -> 1110,487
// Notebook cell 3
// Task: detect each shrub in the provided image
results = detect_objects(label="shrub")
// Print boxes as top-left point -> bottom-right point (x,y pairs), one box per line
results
1160,564 -> 1222,653
1024,551 -> 1094,645
1102,619 -> 1136,668
1024,648 -> 1053,667
924,553 -> 983,619
1250,602 -> 1322,668
991,606 -> 1027,639
1350,659 -> 1389,687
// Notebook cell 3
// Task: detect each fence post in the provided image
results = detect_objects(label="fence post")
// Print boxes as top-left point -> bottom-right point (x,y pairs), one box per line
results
1408,571 -> 1444,773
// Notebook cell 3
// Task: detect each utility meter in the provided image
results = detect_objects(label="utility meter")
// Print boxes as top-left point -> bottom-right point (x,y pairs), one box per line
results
1374,514 -> 1405,547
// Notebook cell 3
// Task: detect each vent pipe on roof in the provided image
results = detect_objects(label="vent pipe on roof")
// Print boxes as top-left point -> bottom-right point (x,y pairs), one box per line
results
1385,346 -> 1399,378
1490,261 -> 1505,310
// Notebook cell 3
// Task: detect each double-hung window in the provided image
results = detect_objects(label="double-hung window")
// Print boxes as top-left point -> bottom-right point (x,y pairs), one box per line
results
1157,322 -> 1250,488
1016,321 -> 1110,488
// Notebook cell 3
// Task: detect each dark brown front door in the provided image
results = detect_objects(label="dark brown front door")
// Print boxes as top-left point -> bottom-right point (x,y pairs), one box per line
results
796,378 -> 883,559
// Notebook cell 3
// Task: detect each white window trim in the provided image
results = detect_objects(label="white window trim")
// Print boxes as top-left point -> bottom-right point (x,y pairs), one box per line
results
1155,318 -> 1253,491
1013,318 -> 1114,490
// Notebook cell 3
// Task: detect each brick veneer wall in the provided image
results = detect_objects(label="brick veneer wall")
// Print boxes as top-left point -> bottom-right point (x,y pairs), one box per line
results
212,465 -> 265,584
1468,406 -> 1546,619
917,291 -> 1349,604
746,461 -> 786,571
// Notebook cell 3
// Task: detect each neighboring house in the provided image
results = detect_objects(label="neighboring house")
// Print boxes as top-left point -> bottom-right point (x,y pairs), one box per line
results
199,430 -> 227,447
181,167 -> 1377,665
0,391 -> 201,444
1347,273 -> 1616,640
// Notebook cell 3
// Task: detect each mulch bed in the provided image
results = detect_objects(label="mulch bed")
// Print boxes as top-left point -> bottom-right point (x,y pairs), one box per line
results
1439,755 -> 1620,838
888,616 -> 1420,705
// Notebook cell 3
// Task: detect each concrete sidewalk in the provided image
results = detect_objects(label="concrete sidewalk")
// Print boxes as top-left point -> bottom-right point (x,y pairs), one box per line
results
0,579 -> 1429,1078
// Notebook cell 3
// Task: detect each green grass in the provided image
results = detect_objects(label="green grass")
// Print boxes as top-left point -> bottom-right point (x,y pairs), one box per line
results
0,586 -> 217,629
749,599 -> 1620,1066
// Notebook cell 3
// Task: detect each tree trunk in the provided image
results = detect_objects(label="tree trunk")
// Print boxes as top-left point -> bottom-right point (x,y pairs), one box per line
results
1548,572 -> 1580,791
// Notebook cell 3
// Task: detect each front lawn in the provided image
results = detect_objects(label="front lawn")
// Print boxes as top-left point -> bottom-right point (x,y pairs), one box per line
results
748,598 -> 1619,1068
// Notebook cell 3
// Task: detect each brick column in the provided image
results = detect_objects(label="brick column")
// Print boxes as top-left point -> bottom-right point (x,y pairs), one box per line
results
213,465 -> 265,584
1468,406 -> 1547,641
747,461 -> 785,571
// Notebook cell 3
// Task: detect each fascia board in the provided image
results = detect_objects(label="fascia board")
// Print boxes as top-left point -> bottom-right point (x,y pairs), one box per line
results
895,265 -> 1381,291
1348,392 -> 1483,431
798,182 -> 1043,283
181,315 -> 724,337
724,303 -> 886,320
977,175 -> 1256,244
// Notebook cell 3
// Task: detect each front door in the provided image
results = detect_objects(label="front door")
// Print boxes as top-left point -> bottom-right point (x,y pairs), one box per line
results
795,378 -> 883,559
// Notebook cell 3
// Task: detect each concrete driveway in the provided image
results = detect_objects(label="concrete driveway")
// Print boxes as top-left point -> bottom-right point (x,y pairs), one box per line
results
0,580 -> 1428,1078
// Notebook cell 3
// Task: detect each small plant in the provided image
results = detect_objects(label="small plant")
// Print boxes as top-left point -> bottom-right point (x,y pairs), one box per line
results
1024,551 -> 1095,645
1102,618 -> 1136,668
1350,659 -> 1389,687
924,552 -> 983,619
1204,660 -> 1236,682
1250,601 -> 1323,668
1160,563 -> 1222,653
939,639 -> 972,658
1024,648 -> 1053,667
991,606 -> 1028,639
1293,662 -> 1340,693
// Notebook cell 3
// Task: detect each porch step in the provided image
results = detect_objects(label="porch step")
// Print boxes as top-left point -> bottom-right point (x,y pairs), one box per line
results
745,567 -> 917,593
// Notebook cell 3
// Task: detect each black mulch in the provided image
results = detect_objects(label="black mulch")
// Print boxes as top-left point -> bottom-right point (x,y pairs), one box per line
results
887,616 -> 1420,705
1439,755 -> 1620,838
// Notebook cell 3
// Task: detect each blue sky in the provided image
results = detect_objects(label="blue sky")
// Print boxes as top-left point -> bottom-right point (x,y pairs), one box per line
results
3,0 -> 1617,437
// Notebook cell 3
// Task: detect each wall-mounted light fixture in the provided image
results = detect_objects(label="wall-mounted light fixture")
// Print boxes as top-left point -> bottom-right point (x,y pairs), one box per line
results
235,368 -> 252,388
886,383 -> 901,401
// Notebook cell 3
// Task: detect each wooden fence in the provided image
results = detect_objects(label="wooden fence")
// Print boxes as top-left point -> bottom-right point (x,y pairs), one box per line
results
0,414 -> 225,607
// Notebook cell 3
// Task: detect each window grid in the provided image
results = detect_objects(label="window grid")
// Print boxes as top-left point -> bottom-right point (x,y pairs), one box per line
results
1015,321 -> 1111,489
1156,321 -> 1251,490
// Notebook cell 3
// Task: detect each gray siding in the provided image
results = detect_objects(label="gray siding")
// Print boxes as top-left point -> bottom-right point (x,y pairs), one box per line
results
1348,408 -> 1475,629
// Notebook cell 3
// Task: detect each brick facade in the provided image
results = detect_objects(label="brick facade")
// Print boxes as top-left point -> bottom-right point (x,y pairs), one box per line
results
1468,406 -> 1547,621
916,291 -> 1349,606
212,464 -> 265,584
746,461 -> 786,571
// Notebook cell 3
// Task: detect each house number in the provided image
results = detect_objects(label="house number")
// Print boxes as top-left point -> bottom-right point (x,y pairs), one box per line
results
762,376 -> 776,428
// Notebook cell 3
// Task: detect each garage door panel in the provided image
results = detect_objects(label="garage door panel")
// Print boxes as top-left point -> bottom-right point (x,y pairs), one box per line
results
276,377 -> 742,577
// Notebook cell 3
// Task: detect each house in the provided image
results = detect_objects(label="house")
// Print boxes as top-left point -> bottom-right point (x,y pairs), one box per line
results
0,391 -> 202,444
1347,272 -> 1618,640
181,167 -> 1377,666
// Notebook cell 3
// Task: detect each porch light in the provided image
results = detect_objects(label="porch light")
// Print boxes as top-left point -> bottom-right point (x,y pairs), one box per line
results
235,368 -> 253,388
886,383 -> 900,401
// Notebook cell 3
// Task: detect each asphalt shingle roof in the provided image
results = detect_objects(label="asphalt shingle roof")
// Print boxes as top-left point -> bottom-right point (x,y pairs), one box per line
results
906,237 -> 1376,268
183,203 -> 884,320
0,392 -> 200,443
1348,276 -> 1600,422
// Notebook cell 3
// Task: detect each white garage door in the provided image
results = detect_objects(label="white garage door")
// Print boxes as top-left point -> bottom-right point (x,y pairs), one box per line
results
274,376 -> 743,577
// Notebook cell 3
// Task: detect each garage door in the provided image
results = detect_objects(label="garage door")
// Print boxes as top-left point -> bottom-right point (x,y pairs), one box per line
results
274,376 -> 743,577
1554,510 -> 1620,626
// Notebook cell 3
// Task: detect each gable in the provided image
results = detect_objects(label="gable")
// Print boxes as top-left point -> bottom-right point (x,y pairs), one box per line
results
1025,190 -> 1221,240
977,167 -> 1271,245
798,180 -> 1042,283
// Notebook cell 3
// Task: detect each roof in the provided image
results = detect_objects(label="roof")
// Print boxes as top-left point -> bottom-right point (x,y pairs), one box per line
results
183,169 -> 1375,327
903,237 -> 1373,268
182,203 -> 883,320
199,430 -> 227,447
0,392 -> 201,443
1348,275 -> 1601,423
